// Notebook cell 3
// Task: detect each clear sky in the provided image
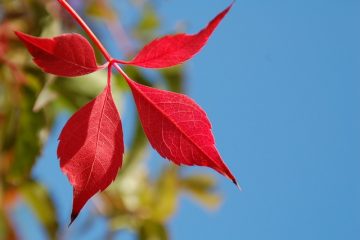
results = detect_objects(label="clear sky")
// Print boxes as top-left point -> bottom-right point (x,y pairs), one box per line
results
13,1 -> 360,239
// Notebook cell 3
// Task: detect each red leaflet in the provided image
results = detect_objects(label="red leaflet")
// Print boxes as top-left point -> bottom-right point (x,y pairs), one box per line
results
57,85 -> 124,223
123,3 -> 233,68
15,31 -> 100,77
126,78 -> 237,185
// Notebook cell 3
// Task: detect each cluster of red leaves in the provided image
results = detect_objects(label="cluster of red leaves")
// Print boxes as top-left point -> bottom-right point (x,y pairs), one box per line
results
16,2 -> 237,223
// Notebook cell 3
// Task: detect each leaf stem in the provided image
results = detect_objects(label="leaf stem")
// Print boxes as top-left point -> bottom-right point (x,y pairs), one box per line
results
57,0 -> 112,61
107,62 -> 112,87
57,1 -> 134,87
110,60 -> 135,84
113,63 -> 132,83
112,59 -> 129,65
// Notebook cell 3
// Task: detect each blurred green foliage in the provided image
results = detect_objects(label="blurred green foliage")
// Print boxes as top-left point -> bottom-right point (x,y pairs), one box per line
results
0,0 -> 222,239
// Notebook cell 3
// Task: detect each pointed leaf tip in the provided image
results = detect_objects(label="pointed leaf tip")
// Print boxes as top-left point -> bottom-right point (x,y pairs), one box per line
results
232,179 -> 242,191
126,78 -> 236,184
125,3 -> 234,68
68,212 -> 78,227
58,85 -> 124,223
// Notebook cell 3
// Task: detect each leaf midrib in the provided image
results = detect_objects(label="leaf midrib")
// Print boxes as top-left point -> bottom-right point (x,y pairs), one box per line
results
27,35 -> 98,71
83,87 -> 110,189
132,81 -> 218,165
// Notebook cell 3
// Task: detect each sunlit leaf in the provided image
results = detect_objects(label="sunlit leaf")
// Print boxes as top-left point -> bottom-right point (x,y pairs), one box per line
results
126,78 -> 237,185
126,4 -> 233,68
57,84 -> 124,223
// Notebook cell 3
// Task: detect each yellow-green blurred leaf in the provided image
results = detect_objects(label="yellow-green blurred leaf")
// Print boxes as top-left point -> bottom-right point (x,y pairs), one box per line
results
5,77 -> 47,184
181,174 -> 222,209
86,0 -> 116,21
138,5 -> 160,32
138,220 -> 168,240
160,66 -> 184,93
134,4 -> 160,43
152,166 -> 178,222
19,180 -> 58,240
120,119 -> 148,175
33,77 -> 57,112
121,66 -> 153,88
52,70 -> 108,110
181,174 -> 217,191
110,215 -> 137,231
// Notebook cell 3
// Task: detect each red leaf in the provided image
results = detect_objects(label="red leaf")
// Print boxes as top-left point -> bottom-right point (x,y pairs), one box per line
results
123,3 -> 233,68
15,31 -> 100,77
127,79 -> 237,185
57,85 -> 124,223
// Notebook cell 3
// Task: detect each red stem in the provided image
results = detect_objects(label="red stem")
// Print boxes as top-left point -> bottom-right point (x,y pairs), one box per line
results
114,63 -> 133,84
107,62 -> 112,87
57,0 -> 133,85
57,0 -> 112,61
113,59 -> 130,65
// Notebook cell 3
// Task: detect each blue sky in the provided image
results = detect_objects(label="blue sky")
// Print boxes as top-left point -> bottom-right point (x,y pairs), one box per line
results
161,1 -> 360,239
13,0 -> 360,239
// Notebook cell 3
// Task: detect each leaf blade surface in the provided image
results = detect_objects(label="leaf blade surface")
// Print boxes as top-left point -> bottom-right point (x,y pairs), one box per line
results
15,31 -> 100,77
57,85 -> 124,222
125,3 -> 233,68
127,79 -> 237,184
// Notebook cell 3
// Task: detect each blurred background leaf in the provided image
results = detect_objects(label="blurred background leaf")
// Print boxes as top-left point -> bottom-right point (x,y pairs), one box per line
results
19,180 -> 58,239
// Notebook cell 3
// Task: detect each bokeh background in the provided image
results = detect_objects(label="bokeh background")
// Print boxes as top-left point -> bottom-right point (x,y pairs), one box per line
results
1,0 -> 360,239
